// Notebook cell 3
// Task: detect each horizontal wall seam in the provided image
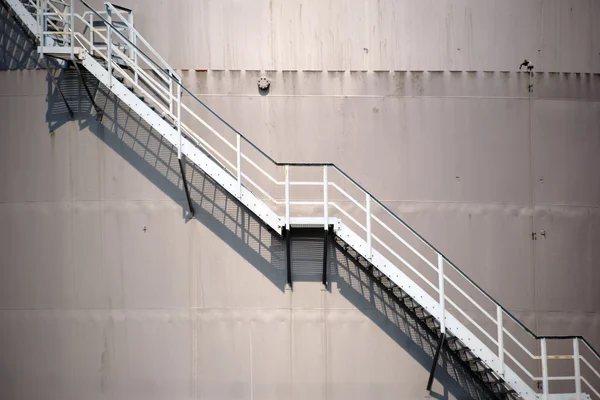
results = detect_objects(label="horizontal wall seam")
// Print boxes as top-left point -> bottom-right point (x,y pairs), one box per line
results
185,93 -> 600,103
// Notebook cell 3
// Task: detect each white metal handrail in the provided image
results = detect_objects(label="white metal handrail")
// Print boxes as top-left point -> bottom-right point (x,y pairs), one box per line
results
104,2 -> 178,81
71,19 -> 175,125
19,1 -> 600,398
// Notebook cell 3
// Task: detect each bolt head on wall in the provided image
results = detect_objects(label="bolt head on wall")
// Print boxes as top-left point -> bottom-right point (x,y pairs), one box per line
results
257,76 -> 270,90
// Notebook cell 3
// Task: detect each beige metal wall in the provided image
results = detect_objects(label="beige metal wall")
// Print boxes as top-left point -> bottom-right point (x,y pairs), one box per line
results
1,0 -> 599,399
83,0 -> 600,73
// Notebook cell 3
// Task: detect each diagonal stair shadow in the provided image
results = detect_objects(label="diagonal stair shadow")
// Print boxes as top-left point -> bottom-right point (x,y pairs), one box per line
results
0,2 -> 39,70
291,229 -> 496,399
45,67 -> 98,132
331,240 -> 495,399
47,73 -> 497,400
0,1 -> 61,70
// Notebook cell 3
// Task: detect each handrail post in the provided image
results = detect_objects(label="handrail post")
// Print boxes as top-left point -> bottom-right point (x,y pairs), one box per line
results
40,0 -> 45,57
106,5 -> 112,87
322,166 -> 329,287
323,166 -> 328,230
497,305 -> 504,376
285,166 -> 290,230
169,78 -> 173,116
438,253 -> 445,334
574,339 -> 581,399
541,338 -> 549,400
366,194 -> 371,259
128,11 -> 138,85
36,0 -> 40,49
133,30 -> 138,84
236,134 -> 241,197
88,12 -> 93,56
70,0 -> 74,59
36,0 -> 41,49
177,78 -> 182,159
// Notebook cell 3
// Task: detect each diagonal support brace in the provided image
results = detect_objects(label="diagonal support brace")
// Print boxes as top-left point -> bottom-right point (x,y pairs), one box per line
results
44,58 -> 74,120
71,59 -> 104,121
177,157 -> 194,217
322,225 -> 331,287
426,332 -> 446,392
284,228 -> 292,289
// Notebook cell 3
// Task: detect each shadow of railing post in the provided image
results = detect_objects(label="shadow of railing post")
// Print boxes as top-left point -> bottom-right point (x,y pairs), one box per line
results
0,1 -> 63,70
45,66 -> 99,132
0,2 -> 39,70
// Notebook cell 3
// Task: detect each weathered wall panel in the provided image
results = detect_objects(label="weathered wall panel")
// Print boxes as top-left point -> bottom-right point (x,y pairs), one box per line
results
80,0 -> 600,72
532,99 -> 600,207
1,0 -> 599,398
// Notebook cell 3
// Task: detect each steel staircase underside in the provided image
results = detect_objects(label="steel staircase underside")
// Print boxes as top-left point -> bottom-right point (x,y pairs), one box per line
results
334,235 -> 517,399
3,1 -> 600,399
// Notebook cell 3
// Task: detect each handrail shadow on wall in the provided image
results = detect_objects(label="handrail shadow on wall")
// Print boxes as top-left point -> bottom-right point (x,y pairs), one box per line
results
0,2 -> 38,70
0,2 -> 62,70
46,67 -> 97,132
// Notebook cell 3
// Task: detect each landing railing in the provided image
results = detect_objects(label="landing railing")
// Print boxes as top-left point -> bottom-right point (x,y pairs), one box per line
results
29,1 -> 600,398
35,0 -> 72,55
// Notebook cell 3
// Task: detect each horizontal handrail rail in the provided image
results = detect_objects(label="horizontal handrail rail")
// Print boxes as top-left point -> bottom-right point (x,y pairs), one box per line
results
583,378 -> 600,399
582,357 -> 600,381
103,2 -> 178,80
445,296 -> 498,345
371,233 -> 439,293
503,327 -> 537,359
505,349 -> 537,380
444,275 -> 496,323
371,212 -> 437,271
330,202 -> 366,231
73,16 -> 172,107
329,182 -> 366,213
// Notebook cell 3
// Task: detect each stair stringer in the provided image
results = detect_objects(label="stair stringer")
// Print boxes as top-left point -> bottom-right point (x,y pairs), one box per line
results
80,51 -> 282,233
4,0 -> 61,50
3,0 -> 37,36
335,221 -> 537,400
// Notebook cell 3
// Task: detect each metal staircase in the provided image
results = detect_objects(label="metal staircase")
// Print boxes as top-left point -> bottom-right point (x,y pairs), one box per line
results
3,1 -> 600,399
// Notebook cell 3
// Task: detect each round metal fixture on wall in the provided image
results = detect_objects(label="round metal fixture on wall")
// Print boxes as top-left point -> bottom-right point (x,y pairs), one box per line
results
257,76 -> 270,90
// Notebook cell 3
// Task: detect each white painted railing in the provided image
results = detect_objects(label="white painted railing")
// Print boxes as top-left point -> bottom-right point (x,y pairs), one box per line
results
12,0 -> 600,398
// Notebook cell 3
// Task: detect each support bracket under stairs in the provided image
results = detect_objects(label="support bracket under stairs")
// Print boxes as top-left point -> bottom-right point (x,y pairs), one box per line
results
44,58 -> 74,120
177,156 -> 195,218
427,332 -> 446,392
71,59 -> 103,121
